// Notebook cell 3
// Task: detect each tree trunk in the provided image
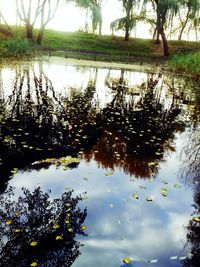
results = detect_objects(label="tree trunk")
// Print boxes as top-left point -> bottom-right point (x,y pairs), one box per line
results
26,24 -> 34,40
178,8 -> 190,41
99,17 -> 102,35
124,27 -> 129,41
37,26 -> 45,45
160,28 -> 169,56
155,29 -> 161,44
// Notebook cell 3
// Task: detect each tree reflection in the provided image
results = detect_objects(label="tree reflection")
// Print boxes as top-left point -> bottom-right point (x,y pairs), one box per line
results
0,187 -> 87,267
0,64 -> 197,188
184,192 -> 200,267
83,71 -> 185,178
0,64 -> 99,189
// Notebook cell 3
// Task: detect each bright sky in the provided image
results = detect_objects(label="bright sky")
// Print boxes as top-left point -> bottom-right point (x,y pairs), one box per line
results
0,0 -> 151,38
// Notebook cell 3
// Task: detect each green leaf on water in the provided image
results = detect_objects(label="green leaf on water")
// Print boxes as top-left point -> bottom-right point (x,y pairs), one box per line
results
105,171 -> 113,176
174,184 -> 181,189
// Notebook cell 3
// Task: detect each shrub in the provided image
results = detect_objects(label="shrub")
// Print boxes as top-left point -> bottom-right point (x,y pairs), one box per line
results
169,52 -> 200,78
4,38 -> 31,57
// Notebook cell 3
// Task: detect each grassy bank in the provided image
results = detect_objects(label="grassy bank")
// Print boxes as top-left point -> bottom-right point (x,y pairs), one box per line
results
169,52 -> 200,79
0,25 -> 200,68
0,26 -> 200,75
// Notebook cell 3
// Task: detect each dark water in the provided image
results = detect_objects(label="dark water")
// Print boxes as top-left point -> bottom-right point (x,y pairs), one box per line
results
0,58 -> 199,267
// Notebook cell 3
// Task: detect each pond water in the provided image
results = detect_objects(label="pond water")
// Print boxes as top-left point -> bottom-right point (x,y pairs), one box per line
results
0,57 -> 199,267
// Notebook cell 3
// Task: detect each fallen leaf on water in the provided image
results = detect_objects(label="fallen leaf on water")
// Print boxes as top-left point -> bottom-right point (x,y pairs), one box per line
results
192,216 -> 200,222
56,235 -> 62,240
53,224 -> 60,229
123,257 -> 132,264
30,241 -> 38,246
5,220 -> 12,225
81,225 -> 87,230
105,171 -> 113,176
133,193 -> 139,199
146,197 -> 153,202
174,184 -> 181,189
30,262 -> 38,266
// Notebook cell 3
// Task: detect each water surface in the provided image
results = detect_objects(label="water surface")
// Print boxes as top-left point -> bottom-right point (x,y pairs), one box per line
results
0,58 -> 199,267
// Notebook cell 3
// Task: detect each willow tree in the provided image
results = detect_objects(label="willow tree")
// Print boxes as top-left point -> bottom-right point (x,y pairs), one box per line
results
71,0 -> 104,34
111,0 -> 138,41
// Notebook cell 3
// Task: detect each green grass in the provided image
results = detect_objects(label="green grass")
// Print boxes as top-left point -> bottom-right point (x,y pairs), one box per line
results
0,24 -> 200,67
169,52 -> 200,78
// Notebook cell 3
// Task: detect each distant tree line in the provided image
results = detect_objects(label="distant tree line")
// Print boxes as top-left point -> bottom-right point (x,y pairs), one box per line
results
0,0 -> 199,55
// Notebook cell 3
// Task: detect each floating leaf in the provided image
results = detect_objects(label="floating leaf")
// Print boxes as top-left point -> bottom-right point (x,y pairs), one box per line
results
192,216 -> 200,222
170,256 -> 178,260
133,193 -> 139,199
161,192 -> 168,197
81,225 -> 87,230
53,224 -> 60,229
30,262 -> 38,267
146,197 -> 153,202
105,171 -> 113,176
148,259 -> 158,263
15,229 -> 21,233
123,257 -> 132,264
30,241 -> 38,246
109,203 -> 114,208
56,235 -> 62,240
174,184 -> 181,189
5,219 -> 12,225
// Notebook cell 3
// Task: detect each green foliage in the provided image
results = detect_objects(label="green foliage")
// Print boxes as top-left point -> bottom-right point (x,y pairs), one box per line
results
3,38 -> 31,57
169,52 -> 200,77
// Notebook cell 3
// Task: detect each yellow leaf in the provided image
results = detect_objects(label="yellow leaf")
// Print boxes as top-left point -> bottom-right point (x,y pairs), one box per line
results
15,229 -> 21,233
30,262 -> 38,267
53,224 -> 60,229
192,216 -> 200,222
5,219 -> 12,225
81,225 -> 87,230
123,257 -> 132,264
30,241 -> 38,246
56,235 -> 62,240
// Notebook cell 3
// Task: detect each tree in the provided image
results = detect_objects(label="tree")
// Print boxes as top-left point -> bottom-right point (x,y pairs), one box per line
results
150,0 -> 180,56
178,0 -> 200,41
37,0 -> 60,45
110,0 -> 138,41
71,0 -> 104,34
16,0 -> 46,40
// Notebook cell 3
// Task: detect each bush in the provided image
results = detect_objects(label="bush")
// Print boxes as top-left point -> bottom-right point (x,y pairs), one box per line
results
169,52 -> 200,78
4,38 -> 31,57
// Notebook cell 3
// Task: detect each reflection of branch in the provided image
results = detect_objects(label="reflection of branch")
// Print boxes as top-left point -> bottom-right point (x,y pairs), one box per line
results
0,186 -> 87,266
